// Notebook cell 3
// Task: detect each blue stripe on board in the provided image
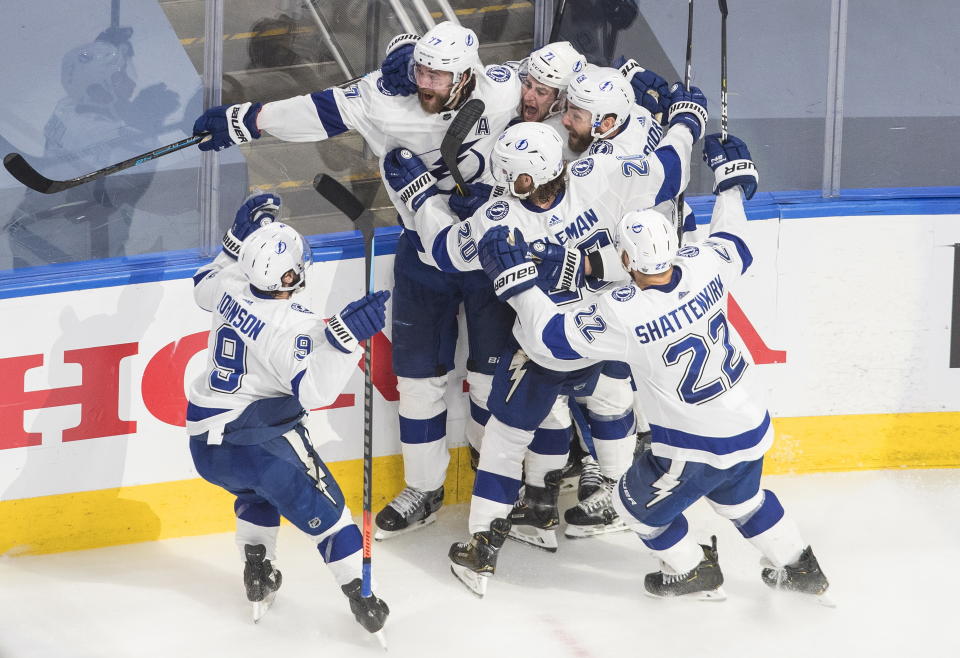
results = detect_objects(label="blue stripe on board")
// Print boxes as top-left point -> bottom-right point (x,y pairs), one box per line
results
4,186 -> 960,298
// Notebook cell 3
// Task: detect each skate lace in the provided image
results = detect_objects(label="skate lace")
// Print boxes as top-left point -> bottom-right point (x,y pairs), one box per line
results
579,478 -> 614,512
662,569 -> 691,585
389,487 -> 427,516
578,457 -> 603,490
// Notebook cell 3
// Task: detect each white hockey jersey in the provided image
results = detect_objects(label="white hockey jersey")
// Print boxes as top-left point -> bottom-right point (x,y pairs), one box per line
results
408,122 -> 696,371
186,254 -> 360,445
256,65 -> 521,257
504,188 -> 769,467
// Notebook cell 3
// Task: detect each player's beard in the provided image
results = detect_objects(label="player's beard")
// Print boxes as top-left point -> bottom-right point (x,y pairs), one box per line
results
567,128 -> 592,156
418,88 -> 451,114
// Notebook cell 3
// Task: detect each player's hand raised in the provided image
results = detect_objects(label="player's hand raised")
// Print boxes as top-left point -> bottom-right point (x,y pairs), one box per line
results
666,84 -> 708,142
222,192 -> 281,259
703,133 -> 759,200
380,34 -> 419,96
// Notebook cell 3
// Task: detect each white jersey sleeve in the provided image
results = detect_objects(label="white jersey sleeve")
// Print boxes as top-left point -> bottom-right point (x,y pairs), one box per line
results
700,186 -> 754,281
272,320 -> 360,411
257,74 -> 387,152
506,286 -> 630,363
192,252 -> 240,311
409,194 -> 514,273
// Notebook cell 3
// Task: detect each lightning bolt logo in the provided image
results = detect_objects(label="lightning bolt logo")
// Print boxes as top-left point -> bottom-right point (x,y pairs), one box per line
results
504,349 -> 529,404
646,460 -> 685,508
429,139 -> 485,184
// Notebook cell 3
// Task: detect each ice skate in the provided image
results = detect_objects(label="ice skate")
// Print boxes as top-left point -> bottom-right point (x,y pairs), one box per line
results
507,469 -> 562,552
635,430 -> 652,456
644,536 -> 726,601
374,485 -> 444,540
243,544 -> 282,623
559,440 -> 588,493
576,455 -> 603,501
761,545 -> 834,607
449,518 -> 512,597
563,477 -> 628,538
341,578 -> 390,648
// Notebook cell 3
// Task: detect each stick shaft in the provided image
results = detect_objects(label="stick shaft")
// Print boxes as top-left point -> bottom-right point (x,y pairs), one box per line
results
677,0 -> 695,242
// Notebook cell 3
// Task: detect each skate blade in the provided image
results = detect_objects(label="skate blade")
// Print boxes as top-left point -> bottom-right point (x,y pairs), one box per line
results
450,563 -> 490,598
251,590 -> 277,623
507,526 -> 558,552
563,521 -> 629,538
373,512 -> 438,541
644,586 -> 727,602
372,630 -> 388,651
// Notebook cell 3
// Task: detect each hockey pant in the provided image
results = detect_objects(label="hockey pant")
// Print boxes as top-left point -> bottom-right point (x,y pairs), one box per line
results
469,347 -> 603,534
189,424 -> 364,586
391,235 -> 515,491
611,443 -> 806,575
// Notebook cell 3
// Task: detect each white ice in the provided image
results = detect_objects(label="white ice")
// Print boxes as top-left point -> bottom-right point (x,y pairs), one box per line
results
2,469 -> 959,658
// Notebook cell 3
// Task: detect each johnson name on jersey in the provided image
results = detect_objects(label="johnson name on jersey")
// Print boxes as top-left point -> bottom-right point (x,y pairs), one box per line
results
187,254 -> 360,445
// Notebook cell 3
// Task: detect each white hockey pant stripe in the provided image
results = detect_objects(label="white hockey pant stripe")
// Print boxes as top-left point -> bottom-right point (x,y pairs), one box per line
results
397,376 -> 449,491
465,371 -> 493,451
524,394 -> 572,487
580,374 -> 637,479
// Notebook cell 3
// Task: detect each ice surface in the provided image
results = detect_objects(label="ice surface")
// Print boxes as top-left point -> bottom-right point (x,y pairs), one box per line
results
2,469 -> 958,658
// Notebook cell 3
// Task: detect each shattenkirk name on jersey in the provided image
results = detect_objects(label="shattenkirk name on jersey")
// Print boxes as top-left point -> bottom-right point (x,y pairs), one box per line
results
217,292 -> 267,340
633,274 -> 725,344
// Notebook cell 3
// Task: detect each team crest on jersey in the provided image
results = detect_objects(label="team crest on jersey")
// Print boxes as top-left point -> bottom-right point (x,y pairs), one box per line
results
376,76 -> 396,96
486,200 -> 510,221
343,84 -> 361,98
612,285 -> 636,302
589,140 -> 613,155
486,65 -> 512,82
678,246 -> 700,258
571,157 -> 594,177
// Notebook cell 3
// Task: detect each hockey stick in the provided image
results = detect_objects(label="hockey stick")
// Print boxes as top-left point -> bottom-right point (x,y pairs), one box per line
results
675,0 -> 694,242
3,133 -> 207,195
719,0 -> 728,142
312,173 -> 387,650
440,98 -> 485,196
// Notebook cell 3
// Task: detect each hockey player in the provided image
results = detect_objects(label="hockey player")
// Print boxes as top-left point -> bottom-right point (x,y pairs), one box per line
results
476,133 -> 831,603
384,82 -> 708,593
192,21 -> 522,540
187,193 -> 391,634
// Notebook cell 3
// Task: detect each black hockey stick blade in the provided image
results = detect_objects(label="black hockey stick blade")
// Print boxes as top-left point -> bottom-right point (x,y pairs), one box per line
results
4,133 -> 206,194
440,98 -> 485,196
313,174 -> 376,264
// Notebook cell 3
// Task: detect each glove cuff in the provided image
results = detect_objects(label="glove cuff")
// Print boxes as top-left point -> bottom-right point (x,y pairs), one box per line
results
617,58 -> 640,80
555,248 -> 583,292
222,228 -> 243,260
228,102 -> 261,144
326,313 -> 359,353
386,33 -> 420,55
713,159 -> 759,198
492,262 -> 538,301
398,170 -> 438,211
668,101 -> 708,142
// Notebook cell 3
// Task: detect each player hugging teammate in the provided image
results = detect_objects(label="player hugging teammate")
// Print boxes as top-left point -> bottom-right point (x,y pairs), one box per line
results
188,21 -> 831,638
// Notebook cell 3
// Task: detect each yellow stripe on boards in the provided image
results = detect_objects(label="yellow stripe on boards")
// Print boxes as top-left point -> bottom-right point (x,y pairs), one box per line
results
3,411 -> 959,556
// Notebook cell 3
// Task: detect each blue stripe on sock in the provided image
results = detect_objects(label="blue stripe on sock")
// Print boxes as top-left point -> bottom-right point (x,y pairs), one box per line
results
641,515 -> 689,551
399,411 -> 447,445
528,426 -> 572,455
317,524 -> 362,564
589,409 -> 635,440
474,470 -> 522,504
736,489 -> 785,539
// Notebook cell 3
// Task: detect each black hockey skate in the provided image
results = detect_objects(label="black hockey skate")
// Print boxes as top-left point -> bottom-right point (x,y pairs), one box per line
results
243,544 -> 282,623
563,476 -> 628,538
449,517 -> 512,597
635,430 -> 652,456
341,578 -> 390,647
507,469 -> 562,552
644,536 -> 726,601
576,455 -> 604,501
559,438 -> 589,493
374,485 -> 444,540
761,545 -> 833,606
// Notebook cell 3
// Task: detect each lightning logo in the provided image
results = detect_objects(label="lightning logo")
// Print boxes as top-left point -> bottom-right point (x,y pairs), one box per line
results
430,139 -> 485,184
646,460 -> 685,508
503,349 -> 529,403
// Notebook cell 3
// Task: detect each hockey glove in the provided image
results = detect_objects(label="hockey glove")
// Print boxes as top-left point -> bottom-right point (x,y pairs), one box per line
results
448,182 -> 496,220
383,148 -> 438,212
326,290 -> 391,354
193,102 -> 262,152
616,57 -> 670,119
380,34 -> 419,96
222,192 -> 282,259
666,84 -> 708,142
478,226 -> 538,301
528,240 -> 584,293
703,133 -> 759,200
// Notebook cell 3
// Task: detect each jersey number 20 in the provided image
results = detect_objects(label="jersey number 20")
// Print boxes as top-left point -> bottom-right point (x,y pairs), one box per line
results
662,310 -> 746,404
